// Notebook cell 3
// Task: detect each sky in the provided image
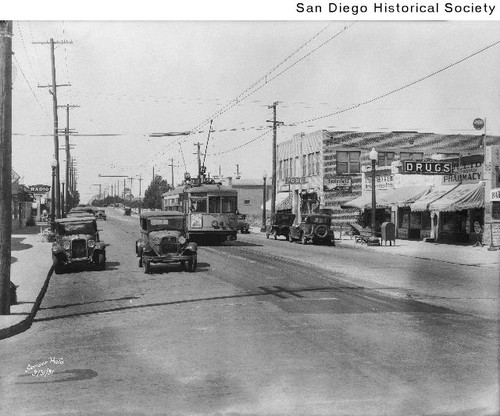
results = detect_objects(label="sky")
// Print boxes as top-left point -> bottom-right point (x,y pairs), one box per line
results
9,18 -> 500,203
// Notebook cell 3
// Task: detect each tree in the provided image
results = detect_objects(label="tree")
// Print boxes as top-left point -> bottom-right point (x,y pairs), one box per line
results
143,175 -> 170,210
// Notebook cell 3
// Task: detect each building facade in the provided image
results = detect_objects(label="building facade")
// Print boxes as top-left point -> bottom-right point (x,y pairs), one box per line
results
276,130 -> 500,246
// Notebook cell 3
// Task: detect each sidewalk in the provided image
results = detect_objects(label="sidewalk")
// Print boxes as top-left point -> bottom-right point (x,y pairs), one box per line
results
0,226 -> 53,340
251,226 -> 500,269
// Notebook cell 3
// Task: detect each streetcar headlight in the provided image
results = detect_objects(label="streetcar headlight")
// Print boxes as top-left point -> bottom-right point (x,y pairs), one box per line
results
191,214 -> 202,228
87,240 -> 95,248
62,240 -> 71,250
211,220 -> 219,228
178,236 -> 186,244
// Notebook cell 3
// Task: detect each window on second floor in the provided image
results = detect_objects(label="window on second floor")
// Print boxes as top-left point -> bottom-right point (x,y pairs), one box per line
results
377,151 -> 395,167
336,151 -> 361,174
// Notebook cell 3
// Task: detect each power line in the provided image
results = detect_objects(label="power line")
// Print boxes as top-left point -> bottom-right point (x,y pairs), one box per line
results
12,54 -> 49,116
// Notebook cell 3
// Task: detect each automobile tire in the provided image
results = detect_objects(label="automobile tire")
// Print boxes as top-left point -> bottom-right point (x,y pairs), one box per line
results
187,255 -> 197,272
138,258 -> 143,268
143,259 -> 151,274
301,234 -> 307,245
53,256 -> 63,275
266,233 -> 270,239
98,253 -> 106,270
273,231 -> 278,240
288,233 -> 294,242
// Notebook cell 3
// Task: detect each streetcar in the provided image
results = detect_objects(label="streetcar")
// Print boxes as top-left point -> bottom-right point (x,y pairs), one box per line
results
162,181 -> 238,244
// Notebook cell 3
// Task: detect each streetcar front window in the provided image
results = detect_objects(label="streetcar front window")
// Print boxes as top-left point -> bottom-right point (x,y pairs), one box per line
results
222,196 -> 237,213
209,196 -> 221,213
190,197 -> 207,213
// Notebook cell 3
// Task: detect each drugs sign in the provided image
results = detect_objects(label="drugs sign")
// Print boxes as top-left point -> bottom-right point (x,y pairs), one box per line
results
402,160 -> 452,175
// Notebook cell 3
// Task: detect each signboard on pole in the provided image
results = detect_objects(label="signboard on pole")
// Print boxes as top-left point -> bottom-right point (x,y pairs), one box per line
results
29,184 -> 51,194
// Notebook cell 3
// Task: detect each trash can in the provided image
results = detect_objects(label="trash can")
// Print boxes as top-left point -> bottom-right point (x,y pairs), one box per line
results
381,222 -> 396,246
10,281 -> 18,305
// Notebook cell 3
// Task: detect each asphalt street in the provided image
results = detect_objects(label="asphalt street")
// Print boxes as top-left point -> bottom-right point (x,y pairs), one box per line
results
0,209 -> 497,416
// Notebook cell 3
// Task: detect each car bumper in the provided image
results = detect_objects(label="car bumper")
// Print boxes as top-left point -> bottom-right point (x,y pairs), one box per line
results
143,253 -> 194,264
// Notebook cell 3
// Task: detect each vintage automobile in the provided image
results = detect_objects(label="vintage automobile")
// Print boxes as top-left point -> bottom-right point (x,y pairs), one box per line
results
96,209 -> 106,220
67,206 -> 98,218
136,211 -> 198,273
51,216 -> 106,274
288,213 -> 335,245
235,213 -> 250,234
266,212 -> 296,240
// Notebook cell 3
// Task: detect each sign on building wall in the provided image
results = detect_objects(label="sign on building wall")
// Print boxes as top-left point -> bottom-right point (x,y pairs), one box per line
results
491,188 -> 500,202
323,177 -> 352,191
442,154 -> 484,184
402,160 -> 452,175
363,168 -> 394,190
285,177 -> 306,185
29,184 -> 51,194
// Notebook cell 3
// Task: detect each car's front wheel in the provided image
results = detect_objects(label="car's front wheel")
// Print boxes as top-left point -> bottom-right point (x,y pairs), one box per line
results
301,234 -> 307,245
143,259 -> 151,274
187,255 -> 197,272
98,253 -> 106,270
52,256 -> 63,274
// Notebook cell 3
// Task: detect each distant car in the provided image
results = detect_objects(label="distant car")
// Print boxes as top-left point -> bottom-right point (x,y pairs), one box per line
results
235,214 -> 250,234
96,209 -> 106,220
288,214 -> 335,245
68,206 -> 98,218
136,211 -> 198,273
266,212 -> 296,240
51,216 -> 106,274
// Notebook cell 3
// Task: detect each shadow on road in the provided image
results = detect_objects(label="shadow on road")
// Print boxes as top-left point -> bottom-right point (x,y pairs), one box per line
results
11,237 -> 33,251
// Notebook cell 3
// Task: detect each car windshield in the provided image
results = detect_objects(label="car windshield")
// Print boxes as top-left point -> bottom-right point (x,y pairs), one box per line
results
148,217 -> 184,231
307,216 -> 331,225
58,222 -> 96,235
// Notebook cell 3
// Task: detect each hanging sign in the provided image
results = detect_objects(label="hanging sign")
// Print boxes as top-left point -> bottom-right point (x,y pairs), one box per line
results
285,177 -> 306,185
323,177 -> 351,191
29,184 -> 51,194
402,160 -> 452,175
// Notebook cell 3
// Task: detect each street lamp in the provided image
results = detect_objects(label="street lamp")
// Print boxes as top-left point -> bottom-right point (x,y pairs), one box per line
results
261,171 -> 268,232
368,148 -> 380,246
50,159 -> 58,228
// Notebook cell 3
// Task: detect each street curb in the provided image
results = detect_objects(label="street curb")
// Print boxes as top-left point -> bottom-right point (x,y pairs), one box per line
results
0,266 -> 54,341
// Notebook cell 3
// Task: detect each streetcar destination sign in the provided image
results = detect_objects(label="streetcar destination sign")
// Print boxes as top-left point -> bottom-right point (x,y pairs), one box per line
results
402,160 -> 452,175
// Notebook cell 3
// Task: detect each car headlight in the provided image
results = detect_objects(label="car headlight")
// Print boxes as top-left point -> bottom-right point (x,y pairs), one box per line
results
87,240 -> 96,248
211,220 -> 219,228
63,241 -> 71,250
178,236 -> 186,244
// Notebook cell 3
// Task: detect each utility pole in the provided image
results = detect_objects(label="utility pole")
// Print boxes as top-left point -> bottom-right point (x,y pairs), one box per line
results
267,102 -> 283,218
194,142 -> 204,182
58,104 -> 79,214
34,38 -> 72,219
168,158 -> 175,188
0,21 -> 13,315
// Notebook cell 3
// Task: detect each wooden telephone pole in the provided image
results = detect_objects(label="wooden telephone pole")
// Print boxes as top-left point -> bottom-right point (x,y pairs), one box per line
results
0,21 -> 13,314
267,102 -> 283,218
58,104 -> 79,213
34,38 -> 72,219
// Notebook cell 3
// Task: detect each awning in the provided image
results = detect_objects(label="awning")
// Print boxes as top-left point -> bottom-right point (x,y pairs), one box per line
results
261,192 -> 290,210
380,185 -> 432,207
340,192 -> 390,210
276,194 -> 292,211
410,184 -> 459,212
427,183 -> 484,212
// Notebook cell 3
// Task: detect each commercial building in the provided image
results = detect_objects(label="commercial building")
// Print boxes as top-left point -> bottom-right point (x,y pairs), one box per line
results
276,130 -> 500,246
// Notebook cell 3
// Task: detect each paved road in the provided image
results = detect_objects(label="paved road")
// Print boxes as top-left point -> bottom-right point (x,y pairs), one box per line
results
0,210 -> 497,416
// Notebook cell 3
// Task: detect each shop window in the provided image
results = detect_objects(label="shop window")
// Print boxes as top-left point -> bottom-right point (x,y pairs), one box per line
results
302,155 -> 307,177
336,151 -> 361,174
279,161 -> 283,180
492,202 -> 500,220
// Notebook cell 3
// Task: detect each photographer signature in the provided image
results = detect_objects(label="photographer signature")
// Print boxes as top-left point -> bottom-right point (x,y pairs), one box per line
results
25,357 -> 64,377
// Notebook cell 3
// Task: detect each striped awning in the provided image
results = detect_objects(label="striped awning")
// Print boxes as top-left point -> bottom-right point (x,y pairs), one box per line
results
262,192 -> 290,210
276,194 -> 292,211
427,183 -> 484,212
410,184 -> 459,212
379,185 -> 432,207
340,192 -> 390,210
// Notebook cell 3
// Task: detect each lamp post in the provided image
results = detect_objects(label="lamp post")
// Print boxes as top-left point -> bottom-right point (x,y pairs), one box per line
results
368,148 -> 380,246
261,171 -> 267,232
50,159 -> 57,228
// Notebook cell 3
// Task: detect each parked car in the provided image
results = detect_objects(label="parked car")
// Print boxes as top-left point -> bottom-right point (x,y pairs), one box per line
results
67,206 -> 98,218
266,212 -> 296,240
288,214 -> 335,245
51,216 -> 106,274
96,209 -> 106,220
136,211 -> 198,273
235,214 -> 250,234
